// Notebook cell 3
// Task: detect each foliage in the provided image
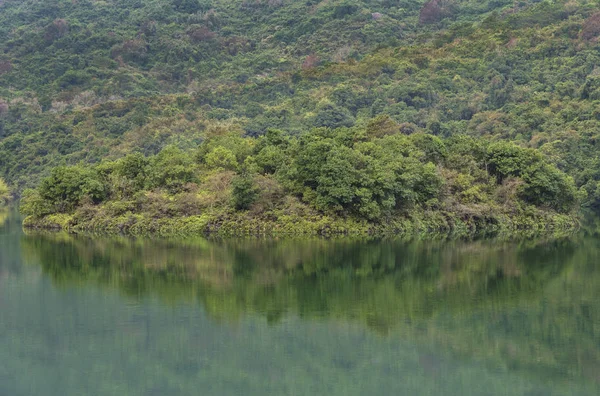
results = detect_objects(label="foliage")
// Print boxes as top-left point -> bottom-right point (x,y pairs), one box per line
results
36,166 -> 106,213
1,0 -> 600,230
0,178 -> 10,205
21,125 -> 579,235
419,0 -> 450,25
231,172 -> 259,210
146,146 -> 198,193
312,103 -> 355,129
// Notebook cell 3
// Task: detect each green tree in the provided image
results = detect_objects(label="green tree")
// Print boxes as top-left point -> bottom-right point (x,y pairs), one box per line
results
255,145 -> 286,174
205,147 -> 238,170
313,104 -> 355,129
315,146 -> 360,213
519,164 -> 578,213
147,146 -> 198,193
487,142 -> 541,183
116,152 -> 149,182
20,189 -> 53,218
38,166 -> 107,212
109,153 -> 150,198
0,178 -> 10,205
487,141 -> 577,212
231,173 -> 259,210
409,133 -> 448,164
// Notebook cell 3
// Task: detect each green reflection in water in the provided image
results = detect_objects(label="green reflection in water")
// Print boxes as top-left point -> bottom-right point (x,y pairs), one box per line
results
0,214 -> 598,395
0,209 -> 8,227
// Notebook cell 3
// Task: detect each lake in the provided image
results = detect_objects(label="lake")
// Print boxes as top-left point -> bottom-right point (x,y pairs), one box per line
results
1,207 -> 599,395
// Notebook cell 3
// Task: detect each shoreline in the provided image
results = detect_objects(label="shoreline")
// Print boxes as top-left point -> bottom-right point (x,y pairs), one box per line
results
22,209 -> 580,239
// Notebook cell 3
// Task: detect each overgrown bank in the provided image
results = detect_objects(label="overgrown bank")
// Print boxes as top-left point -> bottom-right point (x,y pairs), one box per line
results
2,1 -> 600,219
21,127 -> 580,237
0,178 -> 11,207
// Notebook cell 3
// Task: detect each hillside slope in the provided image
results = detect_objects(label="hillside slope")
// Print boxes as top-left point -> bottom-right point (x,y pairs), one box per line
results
1,0 -> 599,234
1,0 -> 574,187
0,0 -> 527,99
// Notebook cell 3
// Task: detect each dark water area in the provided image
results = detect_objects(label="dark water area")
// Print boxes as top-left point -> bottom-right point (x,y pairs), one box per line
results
0,207 -> 599,395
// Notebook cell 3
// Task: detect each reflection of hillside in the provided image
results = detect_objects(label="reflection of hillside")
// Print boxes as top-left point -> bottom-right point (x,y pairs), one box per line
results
0,209 -> 8,228
0,207 -> 24,276
19,234 -> 580,315
21,234 -> 576,317
21,231 -> 600,387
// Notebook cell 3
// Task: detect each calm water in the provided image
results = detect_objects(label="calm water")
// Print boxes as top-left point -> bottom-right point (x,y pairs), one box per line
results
0,208 -> 599,396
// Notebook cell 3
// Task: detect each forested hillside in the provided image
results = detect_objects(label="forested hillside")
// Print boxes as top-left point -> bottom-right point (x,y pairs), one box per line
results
0,0 -> 537,99
1,0 -> 599,234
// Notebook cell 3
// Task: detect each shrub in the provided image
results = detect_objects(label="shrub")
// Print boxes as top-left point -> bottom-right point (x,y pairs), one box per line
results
205,147 -> 238,170
0,178 -> 11,205
231,173 -> 259,210
38,166 -> 107,212
313,104 -> 355,129
147,146 -> 198,193
20,189 -> 54,217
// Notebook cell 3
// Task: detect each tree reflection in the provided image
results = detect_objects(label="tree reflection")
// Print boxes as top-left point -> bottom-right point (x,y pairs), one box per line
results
20,231 -> 600,386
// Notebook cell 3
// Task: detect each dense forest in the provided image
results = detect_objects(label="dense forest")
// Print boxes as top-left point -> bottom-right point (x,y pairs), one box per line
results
20,128 -> 578,235
1,0 -> 599,234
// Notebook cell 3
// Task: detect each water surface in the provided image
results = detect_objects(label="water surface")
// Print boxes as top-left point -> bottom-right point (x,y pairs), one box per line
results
1,208 -> 599,395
